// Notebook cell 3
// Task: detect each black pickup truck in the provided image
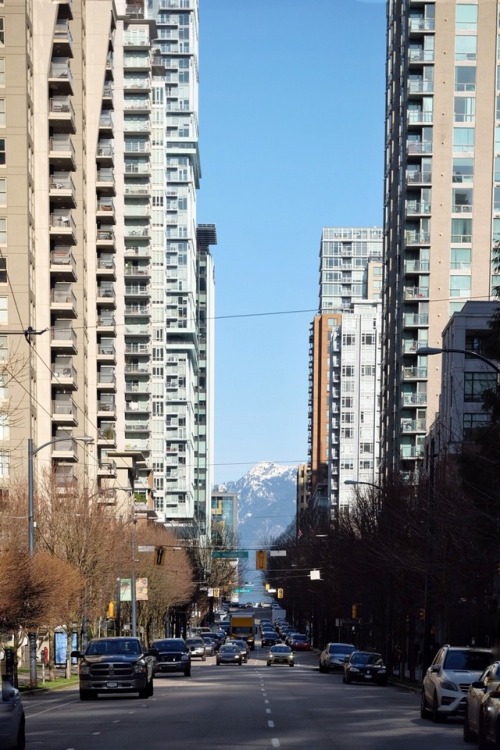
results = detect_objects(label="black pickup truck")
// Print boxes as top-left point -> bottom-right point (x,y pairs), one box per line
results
71,637 -> 155,701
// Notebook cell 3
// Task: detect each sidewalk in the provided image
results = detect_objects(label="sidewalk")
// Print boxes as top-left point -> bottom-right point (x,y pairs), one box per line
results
14,664 -> 78,692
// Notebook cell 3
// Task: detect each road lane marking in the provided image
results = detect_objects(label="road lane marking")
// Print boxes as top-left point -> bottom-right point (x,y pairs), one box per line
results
272,740 -> 280,748
268,720 -> 275,728
266,708 -> 271,714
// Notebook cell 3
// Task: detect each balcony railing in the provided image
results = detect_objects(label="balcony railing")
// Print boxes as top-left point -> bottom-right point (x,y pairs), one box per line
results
406,171 -> 432,184
403,366 -> 428,379
403,286 -> 429,300
401,392 -> 427,406
406,201 -> 431,215
403,313 -> 429,326
404,259 -> 430,273
51,327 -> 77,346
402,418 -> 427,432
52,400 -> 77,418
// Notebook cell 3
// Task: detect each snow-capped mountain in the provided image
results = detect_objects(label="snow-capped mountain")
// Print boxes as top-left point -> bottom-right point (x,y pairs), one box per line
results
215,462 -> 298,551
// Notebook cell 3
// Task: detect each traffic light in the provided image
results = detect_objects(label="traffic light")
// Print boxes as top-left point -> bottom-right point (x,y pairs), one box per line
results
155,545 -> 165,565
107,601 -> 115,618
351,604 -> 358,619
265,583 -> 270,590
256,549 -> 268,570
419,607 -> 425,621
277,588 -> 284,599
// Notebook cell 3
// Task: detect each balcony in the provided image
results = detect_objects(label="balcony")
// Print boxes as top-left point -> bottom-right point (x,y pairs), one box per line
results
408,49 -> 435,64
401,392 -> 427,406
96,142 -> 114,163
97,370 -> 116,389
49,135 -> 76,169
409,17 -> 435,33
97,313 -> 115,333
401,418 -> 427,433
52,399 -> 77,424
402,339 -> 427,354
125,183 -> 150,196
50,249 -> 77,280
98,425 -> 117,444
97,342 -> 116,360
407,80 -> 434,95
96,199 -> 115,223
102,83 -> 114,101
99,114 -> 114,133
403,312 -> 429,327
407,110 -> 433,125
125,303 -> 150,317
125,399 -> 150,413
49,96 -> 75,132
124,78 -> 151,91
406,141 -> 432,155
405,230 -> 431,245
52,438 -> 78,462
402,365 -> 428,380
125,381 -> 149,394
403,286 -> 429,300
124,263 -> 150,277
97,398 -> 116,415
125,245 -> 151,258
53,20 -> 73,54
125,284 -> 150,297
406,200 -> 431,215
124,98 -> 151,112
97,461 -> 117,478
124,226 -> 150,239
125,162 -> 150,175
125,420 -> 149,433
123,34 -> 149,48
125,362 -> 150,375
49,61 -> 73,93
400,445 -> 425,460
51,362 -> 77,389
54,465 -> 78,488
125,342 -> 149,354
97,257 -> 116,277
50,286 -> 77,316
96,169 -> 115,194
51,325 -> 77,352
96,284 -> 116,305
49,172 -> 76,207
96,229 -> 115,248
404,259 -> 430,273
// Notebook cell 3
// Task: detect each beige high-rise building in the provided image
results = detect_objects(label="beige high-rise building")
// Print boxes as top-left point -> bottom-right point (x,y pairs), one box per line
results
382,0 -> 498,478
0,0 -> 214,529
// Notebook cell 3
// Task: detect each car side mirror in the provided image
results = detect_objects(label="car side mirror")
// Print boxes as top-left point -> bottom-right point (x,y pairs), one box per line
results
70,650 -> 81,659
489,690 -> 500,699
471,680 -> 485,689
429,664 -> 440,673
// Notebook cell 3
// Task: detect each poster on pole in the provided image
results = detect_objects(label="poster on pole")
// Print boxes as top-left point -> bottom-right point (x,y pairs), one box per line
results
119,578 -> 148,602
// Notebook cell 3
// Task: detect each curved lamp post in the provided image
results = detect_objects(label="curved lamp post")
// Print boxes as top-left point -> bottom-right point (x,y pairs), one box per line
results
27,434 -> 93,687
416,346 -> 500,374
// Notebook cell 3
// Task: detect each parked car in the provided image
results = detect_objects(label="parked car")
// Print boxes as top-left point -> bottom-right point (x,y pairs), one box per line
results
229,639 -> 250,663
343,651 -> 387,685
71,637 -> 155,700
267,644 -> 295,667
185,637 -> 207,661
319,642 -> 356,673
464,661 -> 500,742
420,645 -> 493,722
0,684 -> 25,750
216,644 -> 242,666
476,685 -> 500,747
150,638 -> 191,677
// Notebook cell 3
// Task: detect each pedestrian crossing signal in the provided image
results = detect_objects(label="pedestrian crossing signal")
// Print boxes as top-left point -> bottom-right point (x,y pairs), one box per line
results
256,550 -> 267,570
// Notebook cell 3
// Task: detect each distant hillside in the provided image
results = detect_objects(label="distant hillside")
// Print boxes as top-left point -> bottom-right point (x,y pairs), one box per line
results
215,461 -> 298,551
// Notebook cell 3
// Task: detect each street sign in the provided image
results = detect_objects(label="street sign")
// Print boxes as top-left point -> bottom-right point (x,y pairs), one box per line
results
211,550 -> 248,559
138,545 -> 155,552
234,587 -> 252,593
269,550 -> 286,557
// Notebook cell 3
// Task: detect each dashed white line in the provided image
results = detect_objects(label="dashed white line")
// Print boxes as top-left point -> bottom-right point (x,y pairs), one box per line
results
271,740 -> 280,748
268,720 -> 275,728
266,708 -> 271,714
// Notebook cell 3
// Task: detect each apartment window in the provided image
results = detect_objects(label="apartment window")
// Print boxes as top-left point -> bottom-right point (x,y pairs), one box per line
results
360,460 -> 373,471
453,128 -> 475,153
454,96 -> 475,123
464,372 -> 497,402
340,428 -> 353,439
455,36 -> 477,62
453,157 -> 474,183
361,333 -> 375,346
455,66 -> 476,92
341,397 -> 353,408
463,413 -> 490,440
0,218 -> 5,244
342,334 -> 355,346
450,274 -> 471,298
361,365 -> 375,376
451,247 -> 471,270
0,178 -> 6,206
0,296 -> 6,322
0,451 -> 9,477
360,443 -> 373,454
342,365 -> 355,377
455,5 -> 478,31
451,217 -> 472,242
495,187 -> 500,213
0,19 -> 4,47
453,187 -> 472,213
0,412 -> 8,440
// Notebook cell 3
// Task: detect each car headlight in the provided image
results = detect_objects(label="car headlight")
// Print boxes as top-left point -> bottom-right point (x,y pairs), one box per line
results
441,680 -> 460,691
134,660 -> 147,674
350,667 -> 360,673
80,664 -> 91,675
181,654 -> 189,662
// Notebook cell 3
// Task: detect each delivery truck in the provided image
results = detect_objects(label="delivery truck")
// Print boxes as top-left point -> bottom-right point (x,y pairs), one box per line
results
229,612 -> 256,650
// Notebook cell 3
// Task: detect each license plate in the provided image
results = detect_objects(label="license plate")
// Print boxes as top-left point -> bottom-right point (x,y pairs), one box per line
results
107,681 -> 118,688
364,675 -> 371,679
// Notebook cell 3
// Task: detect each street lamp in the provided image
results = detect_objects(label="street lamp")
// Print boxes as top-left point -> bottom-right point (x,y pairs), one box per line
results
344,479 -> 382,491
416,346 -> 500,374
27,433 -> 93,687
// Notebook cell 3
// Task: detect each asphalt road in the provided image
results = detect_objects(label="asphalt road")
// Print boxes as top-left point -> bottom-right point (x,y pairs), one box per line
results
23,646 -> 466,750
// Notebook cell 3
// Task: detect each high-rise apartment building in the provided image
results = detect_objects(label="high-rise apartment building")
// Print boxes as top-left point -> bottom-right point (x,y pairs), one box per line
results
382,1 -> 498,478
307,228 -> 382,518
0,0 -> 214,531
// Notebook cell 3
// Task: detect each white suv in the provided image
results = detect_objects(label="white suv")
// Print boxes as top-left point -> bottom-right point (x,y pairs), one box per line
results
421,645 -> 493,722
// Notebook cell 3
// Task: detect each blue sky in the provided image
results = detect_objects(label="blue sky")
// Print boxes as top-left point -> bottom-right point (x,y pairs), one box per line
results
197,0 -> 387,484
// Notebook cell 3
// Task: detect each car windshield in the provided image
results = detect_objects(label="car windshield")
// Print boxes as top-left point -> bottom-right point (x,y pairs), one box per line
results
293,635 -> 308,642
444,650 -> 493,671
221,645 -> 238,652
330,644 -> 355,655
351,652 -> 382,665
152,640 -> 186,652
87,639 -> 141,655
185,638 -> 203,646
271,646 -> 291,653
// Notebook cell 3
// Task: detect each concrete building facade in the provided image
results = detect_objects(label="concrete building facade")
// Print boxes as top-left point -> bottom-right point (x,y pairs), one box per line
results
382,0 -> 498,479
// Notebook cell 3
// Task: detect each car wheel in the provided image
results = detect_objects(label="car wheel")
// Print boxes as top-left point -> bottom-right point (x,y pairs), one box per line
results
202,654 -> 206,662
463,710 -> 474,743
420,690 -> 430,719
184,668 -> 191,677
431,693 -> 442,723
267,662 -> 271,667
79,689 -> 93,701
319,662 -> 325,673
290,663 -> 294,667
138,684 -> 150,699
479,718 -> 488,750
148,678 -> 154,697
15,714 -> 25,750
345,673 -> 352,684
